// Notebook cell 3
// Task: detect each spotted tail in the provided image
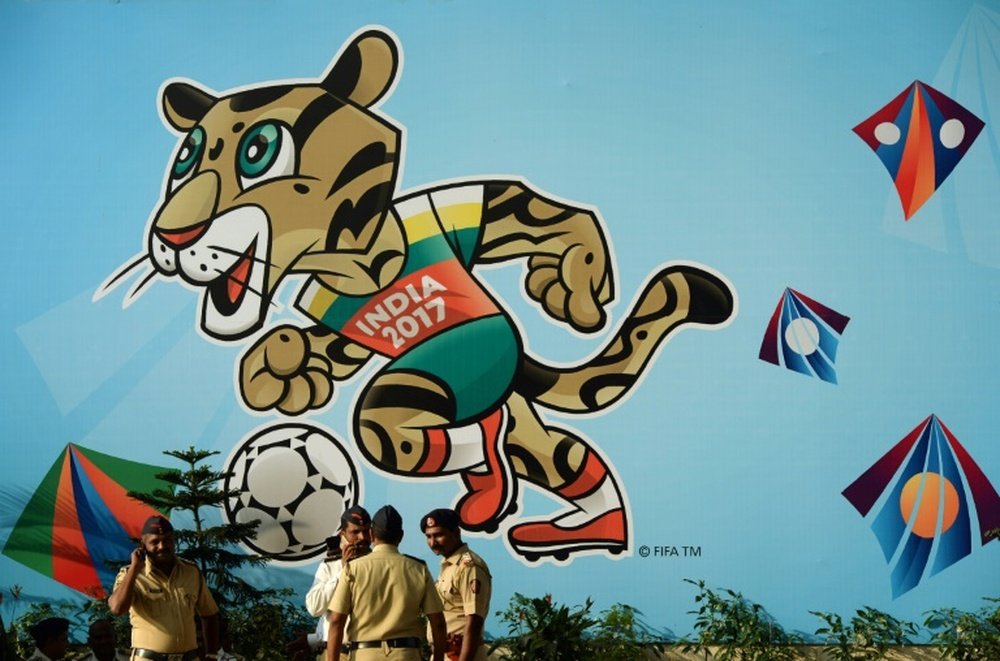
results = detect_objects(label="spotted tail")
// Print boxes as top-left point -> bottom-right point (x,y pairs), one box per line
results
513,263 -> 735,413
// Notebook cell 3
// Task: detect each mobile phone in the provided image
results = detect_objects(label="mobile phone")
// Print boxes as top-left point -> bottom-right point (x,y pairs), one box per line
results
324,535 -> 340,554
136,543 -> 146,560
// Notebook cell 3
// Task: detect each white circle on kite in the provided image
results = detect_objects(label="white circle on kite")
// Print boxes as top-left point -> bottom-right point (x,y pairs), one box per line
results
939,119 -> 965,149
785,318 -> 820,356
874,122 -> 901,145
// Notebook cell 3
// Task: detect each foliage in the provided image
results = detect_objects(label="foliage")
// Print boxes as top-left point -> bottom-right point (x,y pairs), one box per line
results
588,602 -> 668,660
490,593 -> 596,660
3,597 -> 82,659
223,595 -> 314,661
127,447 -> 270,606
924,598 -> 1000,661
811,607 -> 919,660
489,593 -> 665,660
680,578 -> 802,660
127,446 -> 309,659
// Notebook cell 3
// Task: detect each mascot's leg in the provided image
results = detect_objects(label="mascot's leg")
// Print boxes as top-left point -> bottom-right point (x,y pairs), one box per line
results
451,405 -> 516,533
501,395 -> 627,562
354,370 -> 458,474
353,370 -> 517,533
354,317 -> 521,532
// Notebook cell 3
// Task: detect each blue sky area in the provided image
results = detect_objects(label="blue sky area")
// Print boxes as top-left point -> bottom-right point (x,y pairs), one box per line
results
2,0 -> 999,640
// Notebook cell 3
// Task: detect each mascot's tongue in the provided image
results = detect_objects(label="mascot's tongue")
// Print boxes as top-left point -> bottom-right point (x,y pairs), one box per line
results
227,253 -> 252,304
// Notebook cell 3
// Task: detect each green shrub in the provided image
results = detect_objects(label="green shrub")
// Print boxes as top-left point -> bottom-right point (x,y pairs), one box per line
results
489,593 -> 664,660
681,578 -> 802,660
811,607 -> 918,660
924,598 -> 1000,661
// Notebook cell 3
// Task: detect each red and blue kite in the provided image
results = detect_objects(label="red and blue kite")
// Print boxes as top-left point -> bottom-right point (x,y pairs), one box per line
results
759,288 -> 850,384
843,415 -> 1000,597
853,80 -> 984,220
2,443 -> 172,598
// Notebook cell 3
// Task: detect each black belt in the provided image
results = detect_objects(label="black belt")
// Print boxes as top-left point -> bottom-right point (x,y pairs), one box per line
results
133,649 -> 200,661
349,636 -> 422,650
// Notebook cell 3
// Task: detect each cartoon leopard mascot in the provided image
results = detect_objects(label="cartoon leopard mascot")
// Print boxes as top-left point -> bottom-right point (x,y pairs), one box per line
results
101,27 -> 736,562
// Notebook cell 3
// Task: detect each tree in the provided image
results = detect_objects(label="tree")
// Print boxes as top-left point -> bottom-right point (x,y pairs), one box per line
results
127,447 -> 312,660
127,447 -> 268,605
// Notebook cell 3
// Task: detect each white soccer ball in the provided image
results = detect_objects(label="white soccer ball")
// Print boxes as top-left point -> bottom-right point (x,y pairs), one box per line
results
223,422 -> 361,563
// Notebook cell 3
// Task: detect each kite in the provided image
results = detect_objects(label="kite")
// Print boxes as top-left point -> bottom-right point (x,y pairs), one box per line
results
2,443 -> 173,598
758,288 -> 850,384
853,80 -> 985,220
843,415 -> 1000,598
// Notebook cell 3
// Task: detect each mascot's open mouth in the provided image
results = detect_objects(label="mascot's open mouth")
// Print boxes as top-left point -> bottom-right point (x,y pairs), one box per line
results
148,204 -> 271,341
209,239 -> 258,316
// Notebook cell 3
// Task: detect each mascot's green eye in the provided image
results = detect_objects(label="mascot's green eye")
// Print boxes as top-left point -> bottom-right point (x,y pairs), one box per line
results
172,126 -> 205,182
237,121 -> 295,188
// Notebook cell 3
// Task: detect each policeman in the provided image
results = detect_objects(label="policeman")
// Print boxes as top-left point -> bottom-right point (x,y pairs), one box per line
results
326,505 -> 446,661
303,505 -> 371,658
108,515 -> 220,661
421,509 -> 491,661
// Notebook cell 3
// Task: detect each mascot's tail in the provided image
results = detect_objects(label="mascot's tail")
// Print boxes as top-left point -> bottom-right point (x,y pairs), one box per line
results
513,263 -> 736,413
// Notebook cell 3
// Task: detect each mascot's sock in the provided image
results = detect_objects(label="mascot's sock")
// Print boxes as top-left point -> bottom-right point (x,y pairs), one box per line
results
414,408 -> 509,474
454,407 -> 516,531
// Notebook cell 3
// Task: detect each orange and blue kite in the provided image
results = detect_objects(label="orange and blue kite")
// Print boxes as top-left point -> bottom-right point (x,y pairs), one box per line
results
843,415 -> 1000,598
758,288 -> 850,384
2,443 -> 172,598
853,80 -> 984,220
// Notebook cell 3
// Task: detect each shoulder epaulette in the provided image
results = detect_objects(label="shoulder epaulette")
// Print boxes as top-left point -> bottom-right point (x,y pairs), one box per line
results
403,553 -> 427,565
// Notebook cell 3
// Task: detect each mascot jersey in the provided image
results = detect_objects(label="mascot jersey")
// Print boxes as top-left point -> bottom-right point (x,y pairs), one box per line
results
295,184 -> 520,421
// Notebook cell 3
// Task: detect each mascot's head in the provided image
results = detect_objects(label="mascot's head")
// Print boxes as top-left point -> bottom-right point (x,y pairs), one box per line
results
146,28 -> 404,340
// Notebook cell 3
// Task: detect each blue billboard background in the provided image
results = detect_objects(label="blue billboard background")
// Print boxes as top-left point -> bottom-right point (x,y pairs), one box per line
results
2,0 -> 999,639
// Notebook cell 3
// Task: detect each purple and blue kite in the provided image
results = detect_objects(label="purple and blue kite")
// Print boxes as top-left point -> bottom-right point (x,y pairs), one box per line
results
759,288 -> 850,384
843,415 -> 1000,597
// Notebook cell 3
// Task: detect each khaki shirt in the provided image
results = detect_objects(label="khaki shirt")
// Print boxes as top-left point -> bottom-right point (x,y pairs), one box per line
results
113,558 -> 219,652
329,543 -> 443,643
432,544 -> 491,660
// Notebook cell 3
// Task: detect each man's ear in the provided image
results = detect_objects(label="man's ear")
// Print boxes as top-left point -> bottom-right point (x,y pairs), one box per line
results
321,28 -> 400,108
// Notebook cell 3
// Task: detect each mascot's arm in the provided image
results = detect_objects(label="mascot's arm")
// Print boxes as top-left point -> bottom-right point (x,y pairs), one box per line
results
474,180 -> 615,333
239,324 -> 371,415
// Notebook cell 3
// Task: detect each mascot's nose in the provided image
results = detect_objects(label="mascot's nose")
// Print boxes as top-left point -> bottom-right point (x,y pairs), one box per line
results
154,171 -> 220,246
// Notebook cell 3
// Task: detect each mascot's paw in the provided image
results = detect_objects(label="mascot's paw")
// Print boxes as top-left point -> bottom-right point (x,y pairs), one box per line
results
507,508 -> 627,562
525,243 -> 613,333
239,324 -> 334,415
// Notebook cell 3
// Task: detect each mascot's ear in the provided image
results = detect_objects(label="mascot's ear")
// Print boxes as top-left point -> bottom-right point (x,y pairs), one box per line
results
321,28 -> 400,108
161,81 -> 217,131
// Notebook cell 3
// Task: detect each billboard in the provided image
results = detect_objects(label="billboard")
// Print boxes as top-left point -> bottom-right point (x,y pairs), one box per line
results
3,0 -> 999,639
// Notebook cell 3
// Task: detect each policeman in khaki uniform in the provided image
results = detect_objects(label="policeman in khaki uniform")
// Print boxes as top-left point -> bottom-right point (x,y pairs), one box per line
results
421,509 -> 491,661
326,506 -> 447,661
108,516 -> 221,661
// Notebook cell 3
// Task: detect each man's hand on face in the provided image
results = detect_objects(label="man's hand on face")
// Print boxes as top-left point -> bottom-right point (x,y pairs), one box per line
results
339,521 -> 371,565
130,544 -> 147,570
